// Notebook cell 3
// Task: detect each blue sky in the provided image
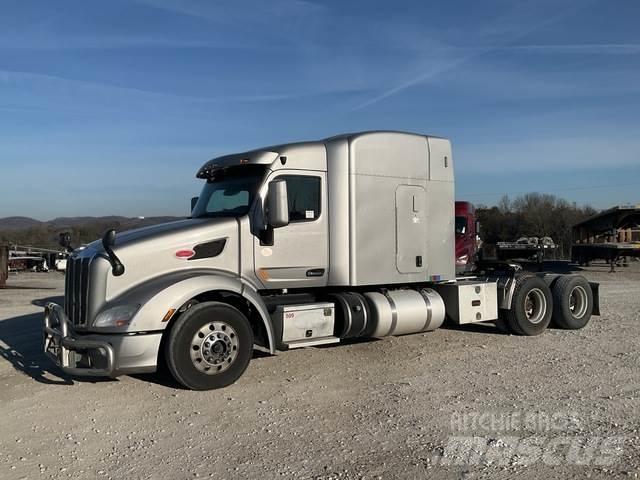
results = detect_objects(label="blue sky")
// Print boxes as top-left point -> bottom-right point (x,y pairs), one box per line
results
1,0 -> 639,220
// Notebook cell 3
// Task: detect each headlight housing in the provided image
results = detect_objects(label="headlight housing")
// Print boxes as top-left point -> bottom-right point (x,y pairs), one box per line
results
93,304 -> 140,328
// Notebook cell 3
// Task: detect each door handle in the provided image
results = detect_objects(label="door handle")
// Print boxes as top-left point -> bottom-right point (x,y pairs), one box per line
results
306,268 -> 325,277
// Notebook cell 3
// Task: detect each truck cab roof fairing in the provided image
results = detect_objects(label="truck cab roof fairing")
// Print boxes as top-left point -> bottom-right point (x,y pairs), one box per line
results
197,131 -> 445,179
197,151 -> 279,178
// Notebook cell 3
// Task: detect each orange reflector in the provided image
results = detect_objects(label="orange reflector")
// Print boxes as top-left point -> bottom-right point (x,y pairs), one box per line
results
115,319 -> 129,327
162,309 -> 176,322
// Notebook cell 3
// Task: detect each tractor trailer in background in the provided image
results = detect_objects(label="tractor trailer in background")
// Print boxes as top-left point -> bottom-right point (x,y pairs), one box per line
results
43,131 -> 599,390
572,205 -> 640,271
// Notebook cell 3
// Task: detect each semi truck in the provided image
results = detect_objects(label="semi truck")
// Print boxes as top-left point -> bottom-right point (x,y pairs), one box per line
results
43,131 -> 599,390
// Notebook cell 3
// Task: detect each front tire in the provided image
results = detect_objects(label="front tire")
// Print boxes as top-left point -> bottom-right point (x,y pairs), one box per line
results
165,302 -> 253,390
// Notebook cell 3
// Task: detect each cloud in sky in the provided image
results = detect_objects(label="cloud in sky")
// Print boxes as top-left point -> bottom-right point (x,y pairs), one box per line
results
0,0 -> 639,218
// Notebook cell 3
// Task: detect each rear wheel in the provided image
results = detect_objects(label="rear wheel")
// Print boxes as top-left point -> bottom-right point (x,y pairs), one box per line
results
502,274 -> 553,336
165,302 -> 253,390
551,275 -> 593,329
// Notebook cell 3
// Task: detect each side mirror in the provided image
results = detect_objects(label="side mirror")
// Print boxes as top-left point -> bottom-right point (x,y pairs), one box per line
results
190,196 -> 199,212
475,220 -> 481,234
266,179 -> 289,228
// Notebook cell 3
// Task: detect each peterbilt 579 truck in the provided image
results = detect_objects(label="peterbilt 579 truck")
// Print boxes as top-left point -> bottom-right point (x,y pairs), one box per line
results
43,131 -> 599,390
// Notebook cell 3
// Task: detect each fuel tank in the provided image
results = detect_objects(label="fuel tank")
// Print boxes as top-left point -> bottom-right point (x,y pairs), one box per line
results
364,288 -> 445,337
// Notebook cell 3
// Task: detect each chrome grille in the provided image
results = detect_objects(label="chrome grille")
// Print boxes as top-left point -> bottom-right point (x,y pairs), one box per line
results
65,256 -> 91,326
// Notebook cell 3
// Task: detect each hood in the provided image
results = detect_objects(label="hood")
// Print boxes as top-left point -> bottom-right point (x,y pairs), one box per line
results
112,218 -> 214,248
103,217 -> 240,301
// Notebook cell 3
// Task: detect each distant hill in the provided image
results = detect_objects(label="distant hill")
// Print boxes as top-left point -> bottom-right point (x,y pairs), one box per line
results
0,216 -> 183,249
0,216 -> 44,230
0,215 -> 182,230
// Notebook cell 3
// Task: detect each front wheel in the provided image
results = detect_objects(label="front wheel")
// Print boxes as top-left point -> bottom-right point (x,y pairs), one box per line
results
165,302 -> 254,390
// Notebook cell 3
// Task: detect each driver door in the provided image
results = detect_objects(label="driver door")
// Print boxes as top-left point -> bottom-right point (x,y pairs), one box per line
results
254,171 -> 328,289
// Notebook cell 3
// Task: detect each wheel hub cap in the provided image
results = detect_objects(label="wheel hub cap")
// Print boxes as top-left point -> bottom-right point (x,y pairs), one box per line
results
524,288 -> 547,324
569,286 -> 588,318
190,322 -> 239,374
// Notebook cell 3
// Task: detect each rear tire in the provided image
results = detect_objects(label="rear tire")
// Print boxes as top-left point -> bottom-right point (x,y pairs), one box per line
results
551,275 -> 593,329
502,274 -> 553,336
165,302 -> 253,390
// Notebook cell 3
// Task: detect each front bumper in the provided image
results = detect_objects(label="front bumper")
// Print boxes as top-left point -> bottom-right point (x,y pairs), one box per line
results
43,303 -> 162,377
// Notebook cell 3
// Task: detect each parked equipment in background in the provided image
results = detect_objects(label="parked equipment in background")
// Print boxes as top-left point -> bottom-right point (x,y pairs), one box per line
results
54,257 -> 68,272
42,131 -> 600,390
495,236 -> 557,264
455,201 -> 557,268
572,205 -> 640,271
6,245 -> 67,273
0,245 -> 8,287
8,255 -> 48,272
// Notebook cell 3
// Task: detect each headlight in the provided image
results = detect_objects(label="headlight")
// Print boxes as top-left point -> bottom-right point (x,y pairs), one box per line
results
456,254 -> 469,265
94,304 -> 140,328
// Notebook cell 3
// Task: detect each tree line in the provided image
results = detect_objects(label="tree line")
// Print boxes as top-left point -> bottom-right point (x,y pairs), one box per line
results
476,193 -> 597,259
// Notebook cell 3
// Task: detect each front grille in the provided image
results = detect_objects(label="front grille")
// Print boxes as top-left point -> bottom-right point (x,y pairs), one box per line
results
65,256 -> 91,326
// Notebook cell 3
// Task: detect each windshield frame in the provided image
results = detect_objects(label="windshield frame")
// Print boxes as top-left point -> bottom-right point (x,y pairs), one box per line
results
191,165 -> 268,219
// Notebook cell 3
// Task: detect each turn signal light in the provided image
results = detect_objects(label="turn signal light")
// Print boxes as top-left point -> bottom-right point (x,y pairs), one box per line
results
162,309 -> 176,322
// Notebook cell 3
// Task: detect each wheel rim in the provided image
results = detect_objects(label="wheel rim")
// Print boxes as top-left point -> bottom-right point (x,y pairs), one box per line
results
524,288 -> 547,324
190,321 -> 239,374
569,286 -> 588,319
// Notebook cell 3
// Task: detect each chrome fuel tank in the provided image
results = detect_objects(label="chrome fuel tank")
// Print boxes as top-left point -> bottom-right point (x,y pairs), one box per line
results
364,288 -> 445,337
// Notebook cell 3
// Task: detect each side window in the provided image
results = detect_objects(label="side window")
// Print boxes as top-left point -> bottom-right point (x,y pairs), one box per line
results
280,175 -> 321,222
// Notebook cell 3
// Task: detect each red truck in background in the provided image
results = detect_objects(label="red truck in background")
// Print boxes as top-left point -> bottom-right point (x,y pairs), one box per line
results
455,201 -> 479,274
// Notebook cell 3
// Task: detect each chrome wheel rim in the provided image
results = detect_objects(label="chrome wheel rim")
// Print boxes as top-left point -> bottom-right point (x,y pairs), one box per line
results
524,288 -> 547,324
190,321 -> 239,374
569,286 -> 588,319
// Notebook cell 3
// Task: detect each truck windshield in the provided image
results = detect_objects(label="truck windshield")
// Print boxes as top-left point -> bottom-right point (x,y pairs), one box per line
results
191,165 -> 267,218
455,216 -> 467,235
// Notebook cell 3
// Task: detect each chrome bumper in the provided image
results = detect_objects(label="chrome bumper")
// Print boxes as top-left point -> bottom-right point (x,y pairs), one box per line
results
43,303 -> 116,376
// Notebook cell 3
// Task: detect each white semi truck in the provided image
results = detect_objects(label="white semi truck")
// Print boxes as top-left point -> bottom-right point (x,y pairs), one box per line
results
43,131 -> 599,390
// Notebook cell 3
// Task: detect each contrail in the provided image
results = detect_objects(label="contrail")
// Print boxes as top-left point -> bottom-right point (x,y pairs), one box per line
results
354,1 -> 599,110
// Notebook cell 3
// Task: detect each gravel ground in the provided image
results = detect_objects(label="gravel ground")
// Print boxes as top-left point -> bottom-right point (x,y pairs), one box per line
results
1,264 -> 639,479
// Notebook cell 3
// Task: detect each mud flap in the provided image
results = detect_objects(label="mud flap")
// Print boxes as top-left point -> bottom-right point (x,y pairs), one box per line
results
589,282 -> 600,316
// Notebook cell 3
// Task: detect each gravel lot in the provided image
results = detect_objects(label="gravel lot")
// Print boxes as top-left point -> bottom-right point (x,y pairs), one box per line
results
1,264 -> 639,479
